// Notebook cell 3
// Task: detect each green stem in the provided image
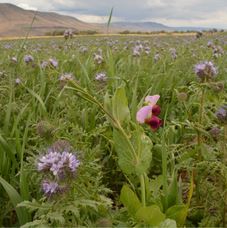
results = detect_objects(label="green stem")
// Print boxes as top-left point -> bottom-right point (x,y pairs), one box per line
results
140,174 -> 146,207
67,82 -> 139,162
224,125 -> 227,227
161,135 -> 168,211
197,86 -> 205,159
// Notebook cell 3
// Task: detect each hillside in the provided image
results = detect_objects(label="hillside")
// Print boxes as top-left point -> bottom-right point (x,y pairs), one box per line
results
0,3 -> 102,36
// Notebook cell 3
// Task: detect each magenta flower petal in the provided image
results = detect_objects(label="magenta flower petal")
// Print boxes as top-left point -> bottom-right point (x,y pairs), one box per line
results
136,105 -> 152,123
145,95 -> 160,106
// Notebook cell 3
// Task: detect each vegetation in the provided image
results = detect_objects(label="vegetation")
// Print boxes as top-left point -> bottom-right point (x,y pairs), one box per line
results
0,33 -> 226,227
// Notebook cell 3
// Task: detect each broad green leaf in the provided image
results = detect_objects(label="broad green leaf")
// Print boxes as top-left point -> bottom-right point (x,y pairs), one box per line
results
0,176 -> 30,225
131,126 -> 152,175
112,86 -> 130,124
113,129 -> 136,175
104,92 -> 115,125
113,127 -> 152,176
166,204 -> 188,226
120,185 -> 141,216
135,205 -> 165,226
167,173 -> 179,208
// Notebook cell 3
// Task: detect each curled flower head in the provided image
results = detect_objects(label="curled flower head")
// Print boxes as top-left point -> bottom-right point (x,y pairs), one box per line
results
95,72 -> 107,82
64,29 -> 73,39
24,55 -> 34,64
216,105 -> 227,123
37,149 -> 80,178
42,180 -> 59,196
15,78 -> 21,85
49,58 -> 58,68
136,95 -> 160,124
94,53 -> 103,64
194,61 -> 217,81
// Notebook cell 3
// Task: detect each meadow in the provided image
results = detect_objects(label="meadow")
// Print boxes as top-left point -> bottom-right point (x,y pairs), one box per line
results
0,33 -> 226,227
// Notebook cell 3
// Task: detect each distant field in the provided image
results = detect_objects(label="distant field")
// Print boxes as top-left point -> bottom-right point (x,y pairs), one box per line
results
0,32 -> 199,41
0,33 -> 226,227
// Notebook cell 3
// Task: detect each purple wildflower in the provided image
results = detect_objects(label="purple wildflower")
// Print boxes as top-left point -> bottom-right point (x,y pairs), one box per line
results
216,105 -> 227,123
194,61 -> 217,81
37,150 -> 80,177
24,55 -> 34,64
40,61 -> 48,69
94,53 -> 103,64
64,29 -> 73,39
49,58 -> 58,68
154,53 -> 160,62
42,180 -> 59,196
95,72 -> 107,82
15,78 -> 21,85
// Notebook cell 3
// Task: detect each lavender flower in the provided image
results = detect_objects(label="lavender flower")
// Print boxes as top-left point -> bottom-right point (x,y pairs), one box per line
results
64,29 -> 73,40
49,58 -> 58,68
95,72 -> 107,82
15,78 -> 21,85
209,127 -> 221,140
40,61 -> 48,69
194,61 -> 217,81
169,48 -> 177,59
154,53 -> 160,62
216,105 -> 227,123
37,150 -> 80,177
94,53 -> 103,64
59,73 -> 74,85
24,55 -> 34,64
42,180 -> 59,196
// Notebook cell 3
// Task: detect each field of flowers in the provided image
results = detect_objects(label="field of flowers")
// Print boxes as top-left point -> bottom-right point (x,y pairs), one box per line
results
0,33 -> 226,227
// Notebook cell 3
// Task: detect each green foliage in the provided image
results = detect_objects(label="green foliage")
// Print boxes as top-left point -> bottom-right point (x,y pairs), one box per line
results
0,32 -> 226,227
0,176 -> 30,225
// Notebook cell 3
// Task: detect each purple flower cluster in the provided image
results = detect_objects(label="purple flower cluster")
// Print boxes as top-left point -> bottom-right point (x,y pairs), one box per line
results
38,150 -> 80,177
41,58 -> 58,69
24,55 -> 34,64
64,29 -> 73,40
95,72 -> 107,82
42,180 -> 60,196
37,148 -> 80,197
194,61 -> 217,81
216,105 -> 227,123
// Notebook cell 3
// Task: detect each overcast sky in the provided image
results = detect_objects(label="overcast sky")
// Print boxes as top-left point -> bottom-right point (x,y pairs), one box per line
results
1,0 -> 227,28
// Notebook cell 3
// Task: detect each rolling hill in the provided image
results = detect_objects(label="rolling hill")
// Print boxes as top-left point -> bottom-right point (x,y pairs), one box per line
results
0,3 -> 103,36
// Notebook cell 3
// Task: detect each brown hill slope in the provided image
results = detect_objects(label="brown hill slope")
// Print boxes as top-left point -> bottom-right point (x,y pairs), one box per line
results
0,3 -> 103,36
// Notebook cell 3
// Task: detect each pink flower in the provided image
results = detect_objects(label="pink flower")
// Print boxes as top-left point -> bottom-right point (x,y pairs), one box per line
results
136,95 -> 160,123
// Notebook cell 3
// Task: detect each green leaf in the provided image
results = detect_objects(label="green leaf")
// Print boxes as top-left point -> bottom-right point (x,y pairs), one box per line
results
107,7 -> 114,33
21,220 -> 47,228
18,199 -> 51,213
104,92 -> 114,125
112,86 -> 130,124
131,126 -> 152,175
0,176 -> 30,225
167,173 -> 179,208
135,205 -> 165,226
120,185 -> 141,216
166,204 -> 188,226
48,211 -> 65,225
113,126 -> 152,176
113,129 -> 135,175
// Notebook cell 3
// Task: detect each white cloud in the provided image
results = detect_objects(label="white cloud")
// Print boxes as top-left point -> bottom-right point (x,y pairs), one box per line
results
0,0 -> 226,28
17,3 -> 37,10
